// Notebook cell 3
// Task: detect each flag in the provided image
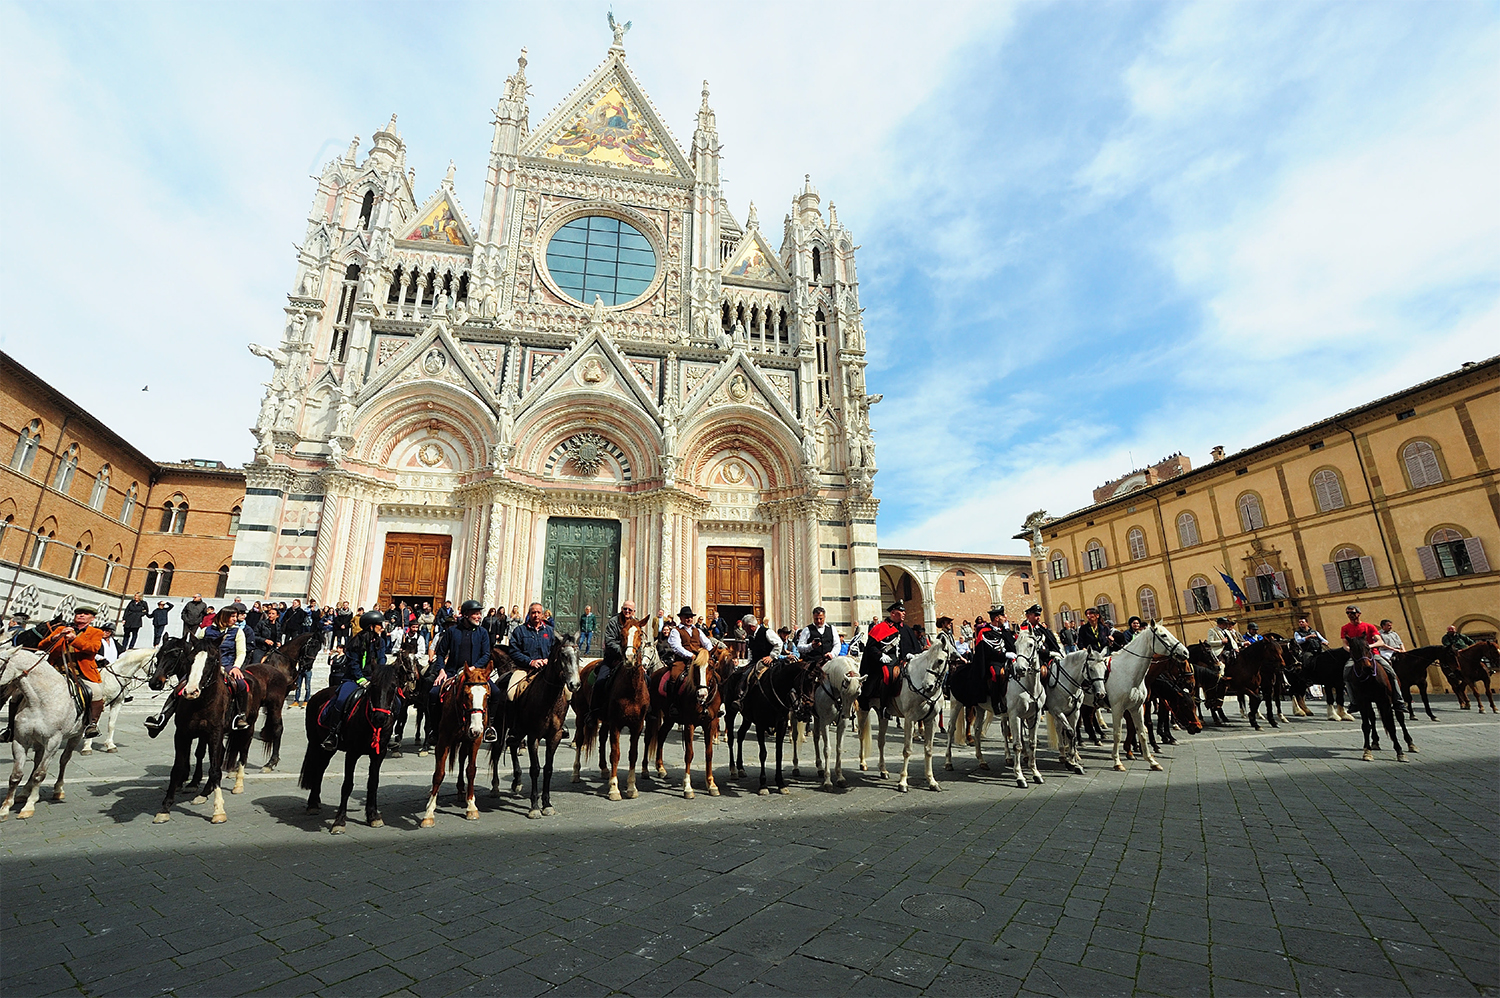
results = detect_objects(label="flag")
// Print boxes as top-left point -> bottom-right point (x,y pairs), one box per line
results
1218,569 -> 1248,607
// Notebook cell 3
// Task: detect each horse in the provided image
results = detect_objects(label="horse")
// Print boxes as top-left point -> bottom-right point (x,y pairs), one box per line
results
81,645 -> 160,755
1135,654 -> 1204,754
1448,640 -> 1499,712
419,664 -> 492,826
1347,636 -> 1407,763
1107,621 -> 1190,773
1390,645 -> 1459,721
148,634 -> 234,824
858,631 -> 960,792
493,634 -> 583,818
806,655 -> 862,789
1228,641 -> 1282,730
1042,647 -> 1109,775
572,618 -> 654,801
299,650 -> 419,833
732,655 -> 818,796
942,635 -> 1007,775
642,642 -> 730,799
0,646 -> 86,821
247,629 -> 322,772
1002,631 -> 1049,788
384,633 -> 421,756
1284,639 -> 1357,721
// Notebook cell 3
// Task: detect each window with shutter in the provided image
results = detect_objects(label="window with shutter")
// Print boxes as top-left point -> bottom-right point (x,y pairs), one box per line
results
1138,588 -> 1158,620
1085,541 -> 1107,571
1127,528 -> 1147,560
1402,441 -> 1442,488
1177,512 -> 1200,547
1272,571 -> 1289,599
1313,470 -> 1345,512
1322,562 -> 1342,593
1238,493 -> 1265,531
1463,537 -> 1490,574
1415,545 -> 1441,580
1357,556 -> 1377,588
1429,528 -> 1473,577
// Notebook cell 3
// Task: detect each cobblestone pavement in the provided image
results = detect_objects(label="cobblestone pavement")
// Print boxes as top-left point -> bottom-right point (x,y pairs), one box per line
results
2,689 -> 1497,997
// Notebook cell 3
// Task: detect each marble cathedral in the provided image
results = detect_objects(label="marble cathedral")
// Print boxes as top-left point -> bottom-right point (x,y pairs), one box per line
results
229,29 -> 882,632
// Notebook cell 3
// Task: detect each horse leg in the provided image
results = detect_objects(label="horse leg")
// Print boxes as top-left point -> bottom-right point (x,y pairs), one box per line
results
262,703 -> 284,772
1484,676 -> 1498,713
1,741 -> 24,818
540,737 -> 559,816
756,727 -> 770,796
923,715 -> 941,791
1378,696 -> 1406,762
790,720 -> 802,778
943,702 -> 958,772
510,740 -> 524,797
1109,700 -> 1127,772
1417,678 -> 1439,722
420,745 -> 447,828
465,744 -> 480,820
878,714 -> 890,780
702,718 -> 719,798
1391,694 -> 1418,752
735,716 -> 752,780
328,749 -> 356,834
857,708 -> 870,772
100,697 -> 122,753
526,741 -> 543,819
682,722 -> 696,800
154,728 -> 195,822
205,729 -> 228,825
897,718 -> 913,793
775,722 -> 790,795
626,726 -> 641,799
607,727 -> 623,801
975,707 -> 991,771
833,716 -> 848,788
813,716 -> 829,786
366,754 -> 385,827
12,738 -> 54,820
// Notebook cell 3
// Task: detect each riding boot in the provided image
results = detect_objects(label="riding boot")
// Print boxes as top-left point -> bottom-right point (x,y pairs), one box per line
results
144,696 -> 176,737
85,700 -> 104,738
0,697 -> 16,742
320,719 -> 340,751
231,687 -> 250,730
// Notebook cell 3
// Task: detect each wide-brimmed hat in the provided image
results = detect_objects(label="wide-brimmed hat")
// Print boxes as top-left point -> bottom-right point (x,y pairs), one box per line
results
678,605 -> 695,618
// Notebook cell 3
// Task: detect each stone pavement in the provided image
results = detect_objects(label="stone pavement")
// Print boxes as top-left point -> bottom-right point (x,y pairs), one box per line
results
2,690 -> 1497,997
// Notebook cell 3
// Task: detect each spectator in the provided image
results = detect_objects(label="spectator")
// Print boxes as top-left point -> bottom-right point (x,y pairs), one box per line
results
121,593 -> 149,649
150,601 -> 174,645
580,605 -> 597,654
180,594 -> 208,637
333,601 -> 353,648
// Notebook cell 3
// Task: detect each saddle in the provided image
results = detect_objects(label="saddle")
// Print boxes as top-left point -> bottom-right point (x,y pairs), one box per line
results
503,669 -> 536,703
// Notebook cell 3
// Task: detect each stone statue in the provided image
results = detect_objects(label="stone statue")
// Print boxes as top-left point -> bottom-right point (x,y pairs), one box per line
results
497,402 -> 515,447
608,10 -> 631,46
327,437 -> 345,465
290,313 -> 308,343
249,342 -> 288,367
277,395 -> 299,432
660,453 -> 677,488
801,425 -> 818,468
358,274 -> 375,300
256,390 -> 278,432
300,270 -> 320,297
334,396 -> 355,438
591,294 -> 606,326
256,427 -> 276,463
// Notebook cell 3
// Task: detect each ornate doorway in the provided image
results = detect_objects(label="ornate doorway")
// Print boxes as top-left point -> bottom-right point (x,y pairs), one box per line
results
541,518 -> 621,631
706,546 -> 764,622
378,533 -> 451,609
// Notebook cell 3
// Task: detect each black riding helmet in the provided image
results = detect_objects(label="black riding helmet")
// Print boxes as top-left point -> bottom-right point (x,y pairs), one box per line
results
358,610 -> 385,630
460,599 -> 483,615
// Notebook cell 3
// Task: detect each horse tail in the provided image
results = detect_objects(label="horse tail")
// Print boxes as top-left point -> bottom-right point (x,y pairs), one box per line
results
298,743 -> 322,790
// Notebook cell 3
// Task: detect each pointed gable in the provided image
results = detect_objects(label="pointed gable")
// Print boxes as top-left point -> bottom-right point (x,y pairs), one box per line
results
400,188 -> 473,247
523,52 -> 690,178
723,228 -> 790,286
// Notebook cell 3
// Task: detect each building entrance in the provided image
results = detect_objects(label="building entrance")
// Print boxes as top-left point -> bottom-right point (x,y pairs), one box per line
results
378,533 -> 451,609
705,546 -> 764,622
541,518 -> 621,631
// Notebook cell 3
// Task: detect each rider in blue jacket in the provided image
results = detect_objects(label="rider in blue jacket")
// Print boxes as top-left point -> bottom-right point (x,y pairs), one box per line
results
320,611 -> 386,750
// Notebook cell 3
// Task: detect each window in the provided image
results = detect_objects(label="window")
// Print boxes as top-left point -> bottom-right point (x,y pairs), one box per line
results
28,531 -> 48,569
229,505 -> 242,535
215,565 -> 229,599
1094,595 -> 1116,623
0,513 -> 11,552
812,246 -> 822,280
956,569 -> 966,594
1085,540 -> 1108,572
902,576 -> 913,601
53,444 -> 79,494
144,561 -> 160,595
1050,555 -> 1068,580
359,189 -> 375,229
102,557 -> 117,590
89,464 -> 111,510
1185,575 -> 1217,613
1313,469 -> 1346,512
1127,527 -> 1148,561
1417,527 -> 1490,580
1402,441 -> 1443,489
10,419 -> 41,474
120,483 -> 138,525
544,215 -> 657,306
1246,562 -> 1288,602
1237,492 -> 1265,531
146,561 -> 175,596
814,310 -> 832,408
1057,603 -> 1074,628
1176,512 -> 1200,547
1325,546 -> 1375,592
68,543 -> 86,581
1138,587 -> 1159,620
160,499 -> 187,534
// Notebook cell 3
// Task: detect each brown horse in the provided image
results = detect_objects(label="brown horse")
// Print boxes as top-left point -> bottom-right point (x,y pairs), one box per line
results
1225,641 -> 1282,731
1390,645 -> 1459,721
1447,640 -> 1499,712
494,634 -> 582,818
248,630 -> 321,772
419,665 -> 491,826
148,634 -> 234,824
642,643 -> 730,799
1348,636 -> 1406,762
572,619 -> 653,801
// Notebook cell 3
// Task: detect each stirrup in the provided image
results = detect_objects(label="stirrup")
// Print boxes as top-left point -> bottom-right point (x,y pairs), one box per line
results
0,728 -> 11,743
144,715 -> 167,737
483,727 -> 498,744
232,714 -> 251,731
320,730 -> 340,751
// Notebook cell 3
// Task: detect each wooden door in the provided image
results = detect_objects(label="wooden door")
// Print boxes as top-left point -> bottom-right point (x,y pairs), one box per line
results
705,546 -> 764,620
541,518 -> 621,632
378,533 -> 451,609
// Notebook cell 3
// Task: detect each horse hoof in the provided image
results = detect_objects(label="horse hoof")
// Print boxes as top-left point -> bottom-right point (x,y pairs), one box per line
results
778,787 -> 790,796
835,779 -> 847,789
896,784 -> 909,793
572,774 -> 583,784
18,809 -> 34,819
943,762 -> 953,771
1149,763 -> 1163,772
231,786 -> 244,796
542,806 -> 555,816
684,791 -> 695,800
105,747 -> 118,754
370,818 -> 384,828
305,805 -> 320,815
1396,753 -> 1408,763
979,762 -> 990,771
330,824 -> 344,834
879,770 -> 889,780
1407,744 -> 1419,752
703,787 -> 715,798
260,765 -> 276,774
1015,778 -> 1028,788
52,790 -> 65,803
1032,775 -> 1045,785
211,813 -> 227,825
608,790 -> 622,801
1070,765 -> 1085,775
465,812 -> 479,821
191,796 -> 208,806
1113,763 -> 1126,772
758,788 -> 770,797
418,750 -> 428,757
1362,750 -> 1374,761
489,787 -> 501,798
420,817 -> 435,828
527,809 -> 542,819
928,782 -> 942,792
859,763 -> 868,771
80,748 -> 92,756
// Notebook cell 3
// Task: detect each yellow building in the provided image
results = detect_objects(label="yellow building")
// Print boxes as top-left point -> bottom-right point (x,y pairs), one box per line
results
1031,356 -> 1499,650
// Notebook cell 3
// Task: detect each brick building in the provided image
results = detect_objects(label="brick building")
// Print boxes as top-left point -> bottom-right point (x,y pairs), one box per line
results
1,351 -> 245,626
877,549 -> 1033,637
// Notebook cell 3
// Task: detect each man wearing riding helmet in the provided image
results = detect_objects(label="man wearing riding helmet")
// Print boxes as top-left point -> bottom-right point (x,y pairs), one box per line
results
320,610 -> 386,750
427,600 -> 493,740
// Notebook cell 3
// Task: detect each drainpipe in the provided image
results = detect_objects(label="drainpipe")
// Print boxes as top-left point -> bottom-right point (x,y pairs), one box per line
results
1150,491 -> 1187,641
1337,422 -> 1416,643
3,413 -> 71,615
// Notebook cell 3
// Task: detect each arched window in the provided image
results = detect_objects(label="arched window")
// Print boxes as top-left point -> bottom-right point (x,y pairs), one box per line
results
1326,545 -> 1373,592
120,483 -> 138,525
812,246 -> 822,280
144,561 -> 160,595
1246,562 -> 1288,602
814,309 -> 831,408
1402,441 -> 1443,489
955,569 -> 966,594
1084,540 -> 1108,572
1237,492 -> 1265,531
1185,575 -> 1217,613
158,562 -> 175,595
172,502 -> 187,534
28,529 -> 51,570
359,189 -> 375,228
10,419 -> 41,475
160,498 -> 187,534
1127,527 -> 1148,561
1050,554 -> 1069,580
1312,469 -> 1346,512
228,505 -> 242,535
102,556 -> 117,590
53,444 -> 79,494
1057,603 -> 1073,627
0,513 -> 12,553
160,501 -> 175,533
89,464 -> 111,510
1176,512 -> 1200,547
215,565 -> 229,599
1094,594 -> 1116,623
1138,587 -> 1159,620
1418,527 -> 1488,579
68,543 -> 87,581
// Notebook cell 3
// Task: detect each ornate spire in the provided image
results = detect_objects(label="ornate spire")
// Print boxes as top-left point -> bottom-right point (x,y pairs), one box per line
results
746,201 -> 758,230
443,160 -> 456,186
504,48 -> 529,103
344,136 -> 360,163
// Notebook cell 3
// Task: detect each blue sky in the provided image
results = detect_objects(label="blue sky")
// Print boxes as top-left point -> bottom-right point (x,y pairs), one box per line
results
2,1 -> 1495,555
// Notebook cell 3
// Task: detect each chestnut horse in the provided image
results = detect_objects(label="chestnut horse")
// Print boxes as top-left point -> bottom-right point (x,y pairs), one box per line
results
494,634 -> 583,818
249,630 -> 322,772
148,634 -> 233,825
572,618 -> 654,801
643,643 -> 731,799
419,664 -> 492,826
1447,640 -> 1499,712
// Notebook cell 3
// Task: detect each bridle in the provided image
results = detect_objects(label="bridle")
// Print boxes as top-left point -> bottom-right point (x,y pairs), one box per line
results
1050,649 -> 1104,704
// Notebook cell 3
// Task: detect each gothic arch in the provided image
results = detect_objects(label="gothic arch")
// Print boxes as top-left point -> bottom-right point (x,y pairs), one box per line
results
354,382 -> 493,470
512,394 -> 660,482
679,410 -> 801,492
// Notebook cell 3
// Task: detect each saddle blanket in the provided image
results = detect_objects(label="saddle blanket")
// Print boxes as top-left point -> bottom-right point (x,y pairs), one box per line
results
504,670 -> 535,702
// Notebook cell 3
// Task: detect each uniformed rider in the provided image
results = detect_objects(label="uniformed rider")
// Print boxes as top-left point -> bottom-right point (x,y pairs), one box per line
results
1018,603 -> 1063,665
858,600 -> 922,710
426,600 -> 493,739
320,610 -> 386,750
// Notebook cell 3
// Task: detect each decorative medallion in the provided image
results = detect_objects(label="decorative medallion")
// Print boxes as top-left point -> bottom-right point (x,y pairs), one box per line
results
417,442 -> 444,467
728,373 -> 750,402
423,349 -> 448,375
564,431 -> 606,477
723,460 -> 746,485
581,357 -> 605,383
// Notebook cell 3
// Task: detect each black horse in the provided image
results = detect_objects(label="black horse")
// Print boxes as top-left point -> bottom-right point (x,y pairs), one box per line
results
732,656 -> 819,795
148,634 -> 234,824
1347,636 -> 1409,762
298,652 -> 420,833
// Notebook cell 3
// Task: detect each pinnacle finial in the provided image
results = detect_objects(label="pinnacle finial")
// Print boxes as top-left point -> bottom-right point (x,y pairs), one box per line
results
746,201 -> 758,228
345,136 -> 360,162
701,80 -> 711,106
607,10 -> 631,50
386,113 -> 398,133
444,160 -> 456,185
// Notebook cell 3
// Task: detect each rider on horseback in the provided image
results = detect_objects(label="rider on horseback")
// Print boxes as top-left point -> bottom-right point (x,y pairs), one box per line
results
663,607 -> 712,694
1339,605 -> 1399,712
858,600 -> 921,710
18,606 -> 108,740
426,600 -> 493,740
591,600 -> 636,717
321,611 -> 386,750
793,607 -> 838,673
219,604 -> 253,731
1205,617 -> 1241,678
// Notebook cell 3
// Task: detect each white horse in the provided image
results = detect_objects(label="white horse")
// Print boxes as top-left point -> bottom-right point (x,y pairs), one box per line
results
1005,632 -> 1048,787
807,655 -> 862,789
859,632 -> 960,793
1107,620 -> 1190,772
1042,648 -> 1108,775
0,646 -> 86,821
81,646 -> 159,755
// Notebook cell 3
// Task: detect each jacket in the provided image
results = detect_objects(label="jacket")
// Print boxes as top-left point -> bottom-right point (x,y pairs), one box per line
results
508,622 -> 556,667
747,625 -> 783,662
181,599 -> 208,629
795,623 -> 837,660
603,613 -> 632,660
439,622 -> 492,676
336,632 -> 385,684
861,619 -> 921,676
122,600 -> 149,628
150,604 -> 174,627
39,624 -> 107,683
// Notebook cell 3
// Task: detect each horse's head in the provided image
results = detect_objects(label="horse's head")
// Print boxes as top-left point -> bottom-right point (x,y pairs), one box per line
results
401,631 -> 420,655
1157,666 -> 1203,733
830,656 -> 862,705
460,665 -> 490,740
1476,640 -> 1500,673
552,633 -> 582,694
392,647 -> 423,698
180,634 -> 221,700
148,636 -> 187,690
1148,620 -> 1190,663
1082,649 -> 1108,702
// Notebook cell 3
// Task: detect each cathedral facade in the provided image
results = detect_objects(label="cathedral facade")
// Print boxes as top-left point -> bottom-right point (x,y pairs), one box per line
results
227,33 -> 882,632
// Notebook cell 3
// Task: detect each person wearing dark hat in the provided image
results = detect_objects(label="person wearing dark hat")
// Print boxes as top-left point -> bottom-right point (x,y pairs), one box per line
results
664,606 -> 713,690
149,600 -> 174,646
1076,607 -> 1113,654
217,603 -> 253,730
1018,604 -> 1063,665
319,610 -> 387,750
426,599 -> 495,740
6,612 -> 31,647
859,600 -> 921,710
1205,616 -> 1239,677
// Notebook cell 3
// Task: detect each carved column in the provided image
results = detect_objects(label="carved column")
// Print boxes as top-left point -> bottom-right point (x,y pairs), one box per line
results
482,500 -> 505,608
307,493 -> 341,603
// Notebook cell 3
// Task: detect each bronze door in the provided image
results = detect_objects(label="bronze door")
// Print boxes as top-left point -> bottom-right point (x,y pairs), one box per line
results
541,518 -> 621,632
378,533 -> 451,608
705,546 -> 764,621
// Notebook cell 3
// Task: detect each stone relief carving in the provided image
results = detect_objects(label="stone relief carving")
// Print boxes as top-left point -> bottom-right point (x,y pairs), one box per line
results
563,432 -> 607,477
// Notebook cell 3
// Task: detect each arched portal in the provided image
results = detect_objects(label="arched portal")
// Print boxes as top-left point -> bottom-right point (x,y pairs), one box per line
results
878,565 -> 926,636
